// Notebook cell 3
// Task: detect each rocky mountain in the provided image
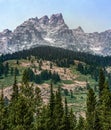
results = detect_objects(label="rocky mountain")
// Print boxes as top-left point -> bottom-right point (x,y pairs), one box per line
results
0,13 -> 111,56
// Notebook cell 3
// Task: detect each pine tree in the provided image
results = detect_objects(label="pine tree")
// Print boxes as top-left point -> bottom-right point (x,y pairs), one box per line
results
9,72 -> 35,130
8,74 -> 19,129
86,88 -> 96,130
37,106 -> 49,130
34,86 -> 43,129
38,60 -> 42,71
34,87 -> 42,115
50,62 -> 53,69
62,97 -> 70,130
93,109 -> 102,130
49,82 -> 55,117
10,94 -> 34,130
54,86 -> 64,130
11,73 -> 18,101
98,68 -> 105,97
16,60 -> 19,65
4,62 -> 9,77
15,67 -> 19,76
0,89 -> 6,130
77,116 -> 85,130
22,69 -> 30,84
47,82 -> 55,130
98,81 -> 111,130
69,109 -> 77,130
10,67 -> 14,76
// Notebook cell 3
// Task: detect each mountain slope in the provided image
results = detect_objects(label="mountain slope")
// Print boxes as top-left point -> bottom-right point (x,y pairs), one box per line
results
0,13 -> 111,56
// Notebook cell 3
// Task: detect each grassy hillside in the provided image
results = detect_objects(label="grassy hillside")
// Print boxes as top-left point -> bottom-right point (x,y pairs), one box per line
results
0,58 -> 98,114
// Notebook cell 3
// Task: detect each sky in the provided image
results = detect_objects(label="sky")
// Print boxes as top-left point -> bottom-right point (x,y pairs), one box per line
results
0,0 -> 111,33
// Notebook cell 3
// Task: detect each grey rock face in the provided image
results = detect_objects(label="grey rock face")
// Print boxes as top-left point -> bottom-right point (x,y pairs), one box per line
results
0,13 -> 111,56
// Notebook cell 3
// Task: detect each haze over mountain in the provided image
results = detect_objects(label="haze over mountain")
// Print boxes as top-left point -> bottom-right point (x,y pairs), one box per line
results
0,13 -> 111,56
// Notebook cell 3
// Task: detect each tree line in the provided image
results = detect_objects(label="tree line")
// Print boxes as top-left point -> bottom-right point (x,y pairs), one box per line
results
1,46 -> 111,67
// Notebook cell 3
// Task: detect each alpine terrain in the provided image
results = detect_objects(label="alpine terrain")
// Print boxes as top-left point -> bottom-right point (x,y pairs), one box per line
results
1,13 -> 111,56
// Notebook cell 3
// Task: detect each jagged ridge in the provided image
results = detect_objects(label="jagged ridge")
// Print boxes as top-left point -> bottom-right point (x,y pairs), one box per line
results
0,13 -> 111,56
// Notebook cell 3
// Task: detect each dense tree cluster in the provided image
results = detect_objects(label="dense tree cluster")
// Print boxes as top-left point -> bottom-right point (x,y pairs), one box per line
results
0,61 -> 19,79
0,67 -> 111,130
0,71 -> 78,130
0,46 -> 111,129
23,68 -> 61,84
86,68 -> 111,130
77,62 -> 99,81
1,46 -> 111,67
0,62 -> 9,77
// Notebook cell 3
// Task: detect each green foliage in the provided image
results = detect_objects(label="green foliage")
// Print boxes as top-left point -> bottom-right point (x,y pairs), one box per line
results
98,82 -> 111,130
0,89 -> 8,130
0,48 -> 111,130
3,46 -> 111,68
9,93 -> 34,130
62,80 -> 73,84
11,74 -> 18,101
86,88 -> 96,130
98,68 -> 105,97
22,69 -> 30,84
77,116 -> 86,130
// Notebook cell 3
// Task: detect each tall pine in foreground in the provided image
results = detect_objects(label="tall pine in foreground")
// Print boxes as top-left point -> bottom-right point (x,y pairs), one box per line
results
54,86 -> 64,130
98,82 -> 111,130
47,82 -> 55,130
9,69 -> 35,130
86,88 -> 96,130
62,97 -> 70,130
69,108 -> 77,130
8,73 -> 19,129
0,88 -> 8,130
77,115 -> 85,130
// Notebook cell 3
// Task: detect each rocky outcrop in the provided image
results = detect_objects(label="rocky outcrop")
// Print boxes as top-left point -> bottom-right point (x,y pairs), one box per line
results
0,13 -> 111,56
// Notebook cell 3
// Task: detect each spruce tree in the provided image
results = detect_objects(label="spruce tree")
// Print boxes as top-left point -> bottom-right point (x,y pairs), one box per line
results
69,108 -> 77,130
11,73 -> 18,101
22,69 -> 30,85
9,73 -> 35,130
77,116 -> 85,130
54,86 -> 64,130
98,82 -> 111,130
9,73 -> 19,129
47,82 -> 55,130
34,86 -> 43,129
0,89 -> 7,130
98,68 -> 105,97
49,82 -> 55,117
62,97 -> 70,130
10,93 -> 34,130
93,109 -> 102,130
86,88 -> 96,130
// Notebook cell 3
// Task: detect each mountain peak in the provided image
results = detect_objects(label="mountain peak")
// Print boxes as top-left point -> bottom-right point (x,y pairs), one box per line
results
77,26 -> 84,33
73,26 -> 84,34
105,29 -> 111,33
1,13 -> 111,56
50,13 -> 63,18
49,13 -> 64,25
2,29 -> 12,34
39,15 -> 49,25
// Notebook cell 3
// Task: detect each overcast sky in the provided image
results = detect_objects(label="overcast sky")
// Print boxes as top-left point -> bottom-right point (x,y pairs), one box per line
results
0,0 -> 111,32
